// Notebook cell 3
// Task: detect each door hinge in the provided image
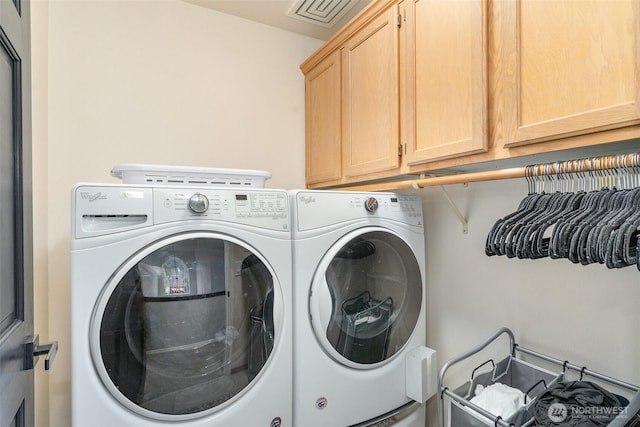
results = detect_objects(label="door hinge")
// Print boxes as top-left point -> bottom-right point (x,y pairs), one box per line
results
398,143 -> 403,157
397,14 -> 402,28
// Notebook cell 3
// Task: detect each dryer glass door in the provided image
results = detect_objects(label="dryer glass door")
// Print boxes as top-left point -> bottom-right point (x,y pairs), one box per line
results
94,235 -> 279,420
310,229 -> 422,367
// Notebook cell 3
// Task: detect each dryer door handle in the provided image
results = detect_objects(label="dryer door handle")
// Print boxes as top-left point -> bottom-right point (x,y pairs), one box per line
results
24,334 -> 58,371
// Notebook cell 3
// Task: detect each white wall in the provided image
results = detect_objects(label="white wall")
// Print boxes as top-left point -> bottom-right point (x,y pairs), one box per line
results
41,1 -> 322,425
419,179 -> 640,425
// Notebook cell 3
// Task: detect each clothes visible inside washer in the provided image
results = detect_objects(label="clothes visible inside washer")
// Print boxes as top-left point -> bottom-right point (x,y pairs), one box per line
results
140,293 -> 234,413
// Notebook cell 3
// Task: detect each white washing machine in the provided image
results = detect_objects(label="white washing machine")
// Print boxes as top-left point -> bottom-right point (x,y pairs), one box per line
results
71,183 -> 291,427
290,190 -> 435,427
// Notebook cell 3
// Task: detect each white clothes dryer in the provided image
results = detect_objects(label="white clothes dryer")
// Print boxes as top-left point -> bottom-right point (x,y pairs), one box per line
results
71,184 -> 291,427
290,190 -> 429,427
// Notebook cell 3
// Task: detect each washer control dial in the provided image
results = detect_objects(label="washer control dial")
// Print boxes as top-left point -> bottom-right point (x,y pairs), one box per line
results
188,193 -> 209,214
364,197 -> 379,213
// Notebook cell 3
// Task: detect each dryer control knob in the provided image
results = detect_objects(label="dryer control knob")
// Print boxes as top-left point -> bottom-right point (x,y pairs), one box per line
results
188,193 -> 209,214
364,197 -> 379,213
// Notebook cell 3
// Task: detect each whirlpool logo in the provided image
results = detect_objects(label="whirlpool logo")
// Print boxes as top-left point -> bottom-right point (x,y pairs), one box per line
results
80,192 -> 107,202
299,195 -> 316,205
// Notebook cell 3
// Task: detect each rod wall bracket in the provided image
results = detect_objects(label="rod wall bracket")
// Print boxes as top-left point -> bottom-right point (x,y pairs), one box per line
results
438,185 -> 468,234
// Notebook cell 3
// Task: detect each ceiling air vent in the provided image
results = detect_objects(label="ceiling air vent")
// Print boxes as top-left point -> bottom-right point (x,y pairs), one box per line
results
287,0 -> 358,28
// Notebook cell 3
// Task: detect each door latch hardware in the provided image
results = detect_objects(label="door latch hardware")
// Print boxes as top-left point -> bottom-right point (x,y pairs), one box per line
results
24,334 -> 58,371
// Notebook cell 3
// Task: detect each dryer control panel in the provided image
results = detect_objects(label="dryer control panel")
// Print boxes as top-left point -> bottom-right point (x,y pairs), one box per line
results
295,190 -> 423,232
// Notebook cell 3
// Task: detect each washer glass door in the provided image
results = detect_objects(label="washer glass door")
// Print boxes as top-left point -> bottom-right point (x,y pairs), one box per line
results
310,229 -> 422,367
92,234 -> 280,420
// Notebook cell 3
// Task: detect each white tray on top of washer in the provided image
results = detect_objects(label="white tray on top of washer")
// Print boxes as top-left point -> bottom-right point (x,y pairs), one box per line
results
111,163 -> 272,187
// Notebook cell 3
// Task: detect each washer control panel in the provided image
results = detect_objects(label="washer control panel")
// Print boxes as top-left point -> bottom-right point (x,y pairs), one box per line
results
154,188 -> 288,230
73,185 -> 290,238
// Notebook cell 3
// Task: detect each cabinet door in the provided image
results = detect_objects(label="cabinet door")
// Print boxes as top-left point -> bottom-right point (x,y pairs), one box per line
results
502,0 -> 640,147
342,6 -> 400,178
404,0 -> 488,164
305,50 -> 342,186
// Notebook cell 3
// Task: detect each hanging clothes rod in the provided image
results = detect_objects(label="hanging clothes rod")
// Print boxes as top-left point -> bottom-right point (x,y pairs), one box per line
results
336,152 -> 640,192
336,167 -> 525,192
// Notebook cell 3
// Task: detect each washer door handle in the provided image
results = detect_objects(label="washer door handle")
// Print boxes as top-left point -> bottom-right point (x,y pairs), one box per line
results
24,334 -> 58,371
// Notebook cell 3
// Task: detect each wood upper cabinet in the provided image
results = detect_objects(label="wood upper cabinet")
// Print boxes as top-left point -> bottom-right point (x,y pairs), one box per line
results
501,0 -> 640,147
301,0 -> 640,188
305,50 -> 342,186
402,0 -> 488,164
342,5 -> 401,178
302,0 -> 488,187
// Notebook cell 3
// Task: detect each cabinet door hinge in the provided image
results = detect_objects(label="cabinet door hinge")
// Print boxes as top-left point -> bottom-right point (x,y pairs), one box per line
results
398,143 -> 403,157
397,14 -> 402,28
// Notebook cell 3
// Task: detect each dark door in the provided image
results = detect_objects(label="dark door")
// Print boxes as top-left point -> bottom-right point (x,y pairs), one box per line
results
0,0 -> 34,425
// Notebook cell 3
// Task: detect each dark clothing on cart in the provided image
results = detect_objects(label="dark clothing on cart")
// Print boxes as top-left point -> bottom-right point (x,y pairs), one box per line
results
532,381 -> 627,426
